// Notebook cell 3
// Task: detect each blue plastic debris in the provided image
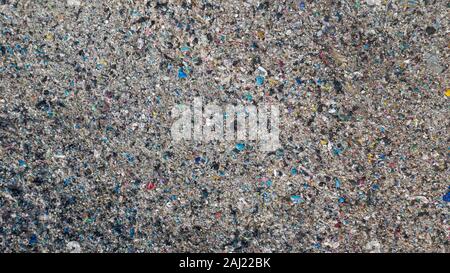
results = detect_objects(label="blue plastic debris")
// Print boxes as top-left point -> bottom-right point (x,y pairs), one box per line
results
256,76 -> 264,86
299,1 -> 306,10
334,178 -> 341,189
236,143 -> 245,151
18,159 -> 26,167
130,227 -> 135,239
443,192 -> 450,202
291,168 -> 298,175
291,195 -> 302,204
123,153 -> 135,163
195,156 -> 202,164
178,67 -> 187,79
29,234 -> 37,246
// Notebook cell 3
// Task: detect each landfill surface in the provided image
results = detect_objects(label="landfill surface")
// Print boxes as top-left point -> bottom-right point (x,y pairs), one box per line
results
0,0 -> 449,253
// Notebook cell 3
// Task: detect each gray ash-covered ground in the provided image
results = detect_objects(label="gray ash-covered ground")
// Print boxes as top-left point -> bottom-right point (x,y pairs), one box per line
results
0,0 -> 449,252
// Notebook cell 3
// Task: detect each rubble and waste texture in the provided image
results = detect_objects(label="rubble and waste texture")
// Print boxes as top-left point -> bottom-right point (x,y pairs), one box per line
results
0,0 -> 448,253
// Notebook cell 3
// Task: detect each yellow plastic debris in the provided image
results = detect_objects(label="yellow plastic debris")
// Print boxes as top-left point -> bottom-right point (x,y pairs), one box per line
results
44,33 -> 54,41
